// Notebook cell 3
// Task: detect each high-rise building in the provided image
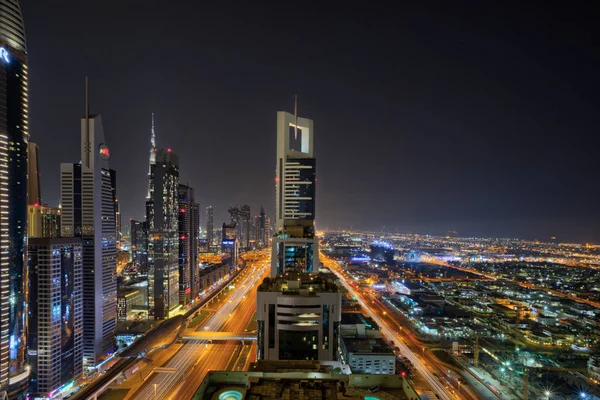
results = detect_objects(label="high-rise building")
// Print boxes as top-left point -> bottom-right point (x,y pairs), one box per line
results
272,107 -> 318,277
27,238 -> 83,399
221,222 -> 238,267
264,217 -> 271,247
60,82 -> 117,367
146,149 -> 180,319
110,170 -> 121,250
258,206 -> 266,247
0,1 -> 29,392
28,141 -> 41,206
228,205 -> 251,251
178,184 -> 199,306
28,205 -> 61,238
205,206 -> 214,250
130,219 -> 148,272
258,102 -> 340,362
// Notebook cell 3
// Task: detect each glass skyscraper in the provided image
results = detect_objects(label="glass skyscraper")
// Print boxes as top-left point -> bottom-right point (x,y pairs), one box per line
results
0,0 -> 29,395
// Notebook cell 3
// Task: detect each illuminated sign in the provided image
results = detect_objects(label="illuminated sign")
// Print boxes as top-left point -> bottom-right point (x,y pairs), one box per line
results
222,240 -> 234,246
0,48 -> 9,63
98,144 -> 110,160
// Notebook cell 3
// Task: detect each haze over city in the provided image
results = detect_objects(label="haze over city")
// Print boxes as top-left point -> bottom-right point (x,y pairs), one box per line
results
22,1 -> 600,242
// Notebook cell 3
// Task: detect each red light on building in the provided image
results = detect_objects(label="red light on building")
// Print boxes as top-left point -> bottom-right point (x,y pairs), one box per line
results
167,148 -> 172,152
99,147 -> 110,157
180,235 -> 186,240
180,208 -> 186,213
185,288 -> 191,294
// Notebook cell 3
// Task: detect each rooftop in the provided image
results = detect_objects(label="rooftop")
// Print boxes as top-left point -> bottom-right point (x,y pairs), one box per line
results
258,273 -> 340,294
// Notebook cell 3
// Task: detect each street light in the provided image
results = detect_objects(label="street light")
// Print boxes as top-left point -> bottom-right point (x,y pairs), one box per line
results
154,383 -> 158,400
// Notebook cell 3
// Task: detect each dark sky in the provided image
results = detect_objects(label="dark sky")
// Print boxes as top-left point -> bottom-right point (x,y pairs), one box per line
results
22,2 -> 599,242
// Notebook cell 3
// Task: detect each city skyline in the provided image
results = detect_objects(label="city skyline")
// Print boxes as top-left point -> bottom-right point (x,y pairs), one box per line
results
20,2 -> 600,242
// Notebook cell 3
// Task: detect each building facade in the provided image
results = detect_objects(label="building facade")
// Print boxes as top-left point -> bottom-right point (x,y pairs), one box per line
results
146,149 -> 180,319
28,205 -> 61,238
60,112 -> 117,367
0,1 -> 29,392
221,222 -> 238,267
130,219 -> 148,273
27,238 -> 83,399
257,274 -> 341,361
205,206 -> 214,250
178,184 -> 199,305
27,141 -> 41,206
272,110 -> 318,277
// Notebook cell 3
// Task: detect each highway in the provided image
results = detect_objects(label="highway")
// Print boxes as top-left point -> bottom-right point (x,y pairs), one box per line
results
126,251 -> 269,400
321,254 -> 460,400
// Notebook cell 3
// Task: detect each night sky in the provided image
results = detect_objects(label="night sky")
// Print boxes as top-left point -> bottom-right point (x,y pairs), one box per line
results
21,2 -> 599,242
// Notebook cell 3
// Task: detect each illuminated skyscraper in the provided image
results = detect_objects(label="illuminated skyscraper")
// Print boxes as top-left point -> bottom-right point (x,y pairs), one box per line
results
0,1 -> 29,393
178,184 -> 199,305
27,141 -> 41,206
130,219 -> 148,271
206,206 -> 214,249
27,238 -> 83,399
60,80 -> 117,367
146,149 -> 180,319
271,104 -> 318,277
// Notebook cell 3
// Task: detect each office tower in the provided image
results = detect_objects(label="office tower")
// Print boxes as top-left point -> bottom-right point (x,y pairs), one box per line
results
146,149 -> 180,319
221,222 -> 238,267
60,80 -> 117,367
147,113 -> 156,199
264,217 -> 271,247
28,141 -> 41,205
110,169 -> 121,250
228,205 -> 250,250
178,184 -> 199,306
28,205 -> 61,238
28,238 -> 83,399
205,206 -> 214,250
258,102 -> 340,362
0,1 -> 29,393
130,219 -> 148,272
258,206 -> 266,247
271,106 -> 318,277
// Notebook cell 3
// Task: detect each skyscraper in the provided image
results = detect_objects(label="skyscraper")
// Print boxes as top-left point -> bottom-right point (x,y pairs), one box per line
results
228,205 -> 250,250
206,206 -> 214,250
60,80 -> 117,367
130,219 -> 148,272
178,184 -> 199,306
258,205 -> 266,247
28,238 -> 83,399
0,1 -> 29,393
146,149 -> 180,319
27,205 -> 61,238
28,141 -> 41,206
258,102 -> 340,362
271,106 -> 318,277
110,170 -> 121,250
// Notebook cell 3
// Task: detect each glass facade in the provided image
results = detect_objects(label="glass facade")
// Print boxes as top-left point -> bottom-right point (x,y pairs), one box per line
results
0,21 -> 29,390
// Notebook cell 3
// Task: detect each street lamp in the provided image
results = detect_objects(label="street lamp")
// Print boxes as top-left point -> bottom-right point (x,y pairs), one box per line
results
154,383 -> 158,400
545,391 -> 551,400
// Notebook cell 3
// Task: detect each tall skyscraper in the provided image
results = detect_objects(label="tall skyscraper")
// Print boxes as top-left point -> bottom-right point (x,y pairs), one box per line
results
206,206 -> 214,250
110,170 -> 121,250
130,219 -> 148,272
60,80 -> 117,367
258,102 -> 340,362
271,105 -> 318,277
178,184 -> 199,306
0,1 -> 29,393
146,149 -> 180,319
228,205 -> 250,250
28,141 -> 41,206
259,205 -> 266,247
28,238 -> 83,399
221,222 -> 238,267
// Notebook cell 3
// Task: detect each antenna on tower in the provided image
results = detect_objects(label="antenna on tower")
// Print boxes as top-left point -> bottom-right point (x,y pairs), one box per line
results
294,94 -> 298,139
151,112 -> 156,147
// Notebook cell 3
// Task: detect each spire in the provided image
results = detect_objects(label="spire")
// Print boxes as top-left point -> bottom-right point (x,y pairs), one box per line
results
147,113 -> 157,199
151,112 -> 156,148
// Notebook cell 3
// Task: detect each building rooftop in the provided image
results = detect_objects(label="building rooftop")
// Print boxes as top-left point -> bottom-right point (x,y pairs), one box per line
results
193,371 -> 417,400
258,273 -> 340,294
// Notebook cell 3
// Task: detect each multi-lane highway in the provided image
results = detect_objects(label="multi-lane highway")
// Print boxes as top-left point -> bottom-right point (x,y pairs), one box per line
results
125,252 -> 269,400
321,254 -> 461,400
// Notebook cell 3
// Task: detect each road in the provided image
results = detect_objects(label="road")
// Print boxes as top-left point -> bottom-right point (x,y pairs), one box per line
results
126,252 -> 269,400
321,254 -> 461,400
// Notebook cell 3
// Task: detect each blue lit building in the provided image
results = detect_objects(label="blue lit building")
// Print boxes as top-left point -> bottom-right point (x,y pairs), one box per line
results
27,238 -> 83,399
0,0 -> 29,395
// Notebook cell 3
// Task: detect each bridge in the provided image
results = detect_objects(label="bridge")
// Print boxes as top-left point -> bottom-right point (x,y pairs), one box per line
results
180,331 -> 257,341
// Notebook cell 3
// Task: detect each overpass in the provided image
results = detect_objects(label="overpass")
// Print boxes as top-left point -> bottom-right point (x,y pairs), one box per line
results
180,331 -> 257,341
